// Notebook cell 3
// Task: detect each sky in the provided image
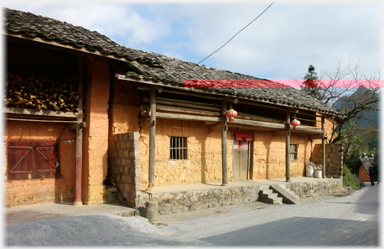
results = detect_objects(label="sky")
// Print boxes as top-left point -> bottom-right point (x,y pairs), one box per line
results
3,0 -> 383,86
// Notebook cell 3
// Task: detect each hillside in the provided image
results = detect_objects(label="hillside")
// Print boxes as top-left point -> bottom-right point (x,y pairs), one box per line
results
332,87 -> 379,129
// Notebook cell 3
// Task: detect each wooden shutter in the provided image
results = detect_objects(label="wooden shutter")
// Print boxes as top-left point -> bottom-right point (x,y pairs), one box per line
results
7,140 -> 57,180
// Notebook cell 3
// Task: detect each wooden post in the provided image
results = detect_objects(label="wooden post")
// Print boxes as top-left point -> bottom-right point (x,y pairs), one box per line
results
221,99 -> 228,186
322,116 -> 326,178
285,111 -> 291,182
74,56 -> 84,206
147,88 -> 156,190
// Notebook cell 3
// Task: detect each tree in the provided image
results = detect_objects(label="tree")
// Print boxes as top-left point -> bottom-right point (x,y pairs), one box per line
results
298,60 -> 380,164
301,64 -> 321,99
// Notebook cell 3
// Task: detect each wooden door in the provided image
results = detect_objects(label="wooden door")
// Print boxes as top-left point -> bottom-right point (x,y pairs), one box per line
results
233,140 -> 251,181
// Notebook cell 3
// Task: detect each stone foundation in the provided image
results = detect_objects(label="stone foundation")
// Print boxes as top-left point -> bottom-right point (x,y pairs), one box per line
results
141,178 -> 342,215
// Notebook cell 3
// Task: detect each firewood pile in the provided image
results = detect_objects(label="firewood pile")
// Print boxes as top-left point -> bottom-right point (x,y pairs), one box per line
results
4,72 -> 79,112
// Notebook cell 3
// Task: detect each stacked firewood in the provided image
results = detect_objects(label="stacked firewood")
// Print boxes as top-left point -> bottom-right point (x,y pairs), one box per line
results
4,72 -> 79,112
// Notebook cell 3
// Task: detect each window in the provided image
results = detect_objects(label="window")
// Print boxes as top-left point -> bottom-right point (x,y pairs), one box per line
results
170,136 -> 187,160
289,144 -> 298,161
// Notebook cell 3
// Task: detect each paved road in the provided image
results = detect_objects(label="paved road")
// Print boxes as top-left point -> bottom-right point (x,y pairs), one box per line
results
5,185 -> 379,246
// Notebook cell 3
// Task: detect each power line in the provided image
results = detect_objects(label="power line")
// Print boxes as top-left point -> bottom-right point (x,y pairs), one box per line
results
196,2 -> 275,65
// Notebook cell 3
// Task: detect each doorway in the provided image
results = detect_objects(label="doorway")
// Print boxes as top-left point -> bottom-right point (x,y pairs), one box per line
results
232,130 -> 253,181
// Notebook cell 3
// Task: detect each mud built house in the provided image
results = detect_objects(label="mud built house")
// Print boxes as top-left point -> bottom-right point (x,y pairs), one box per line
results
4,8 -> 343,210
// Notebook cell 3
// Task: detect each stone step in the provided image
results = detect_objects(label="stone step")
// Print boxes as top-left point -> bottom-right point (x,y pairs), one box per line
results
277,184 -> 297,196
259,186 -> 282,205
271,184 -> 300,204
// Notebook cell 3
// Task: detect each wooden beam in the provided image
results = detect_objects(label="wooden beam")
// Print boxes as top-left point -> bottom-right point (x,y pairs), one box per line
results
147,88 -> 156,190
156,112 -> 221,122
161,88 -> 224,101
4,118 -> 79,123
142,97 -> 221,111
156,104 -> 220,117
221,99 -> 228,186
286,111 -> 291,182
228,123 -> 279,131
232,119 -> 285,129
4,107 -> 79,118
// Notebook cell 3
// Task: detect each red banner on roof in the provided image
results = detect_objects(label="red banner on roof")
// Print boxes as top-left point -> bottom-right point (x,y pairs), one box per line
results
235,131 -> 253,141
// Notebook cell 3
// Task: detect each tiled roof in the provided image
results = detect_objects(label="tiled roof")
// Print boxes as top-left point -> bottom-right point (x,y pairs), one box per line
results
4,7 -> 341,115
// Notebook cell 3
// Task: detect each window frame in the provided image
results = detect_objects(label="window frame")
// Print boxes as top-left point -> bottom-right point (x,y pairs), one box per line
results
289,143 -> 298,161
169,136 -> 188,160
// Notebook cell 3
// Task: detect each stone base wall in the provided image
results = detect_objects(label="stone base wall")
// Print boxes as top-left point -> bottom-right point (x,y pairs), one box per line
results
285,179 -> 343,197
141,179 -> 342,215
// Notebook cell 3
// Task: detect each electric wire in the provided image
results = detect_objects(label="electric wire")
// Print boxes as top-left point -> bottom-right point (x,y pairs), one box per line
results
196,2 -> 275,66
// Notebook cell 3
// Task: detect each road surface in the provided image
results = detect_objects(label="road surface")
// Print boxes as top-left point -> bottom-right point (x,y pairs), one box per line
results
5,184 -> 379,246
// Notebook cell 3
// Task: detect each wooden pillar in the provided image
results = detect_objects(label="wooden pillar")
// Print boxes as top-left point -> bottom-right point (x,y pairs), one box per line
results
147,88 -> 156,190
285,111 -> 291,182
74,56 -> 84,206
322,116 -> 326,178
221,99 -> 228,186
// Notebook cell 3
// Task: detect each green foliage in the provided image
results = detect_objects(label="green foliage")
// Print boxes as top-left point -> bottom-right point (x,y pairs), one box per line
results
301,64 -> 322,99
344,126 -> 379,167
343,164 -> 364,190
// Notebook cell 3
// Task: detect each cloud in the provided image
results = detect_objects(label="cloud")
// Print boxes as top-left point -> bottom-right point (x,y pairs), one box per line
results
5,2 -> 170,46
4,2 -> 381,81
170,3 -> 380,80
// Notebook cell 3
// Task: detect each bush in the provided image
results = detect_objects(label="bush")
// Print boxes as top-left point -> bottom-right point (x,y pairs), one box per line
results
343,164 -> 364,190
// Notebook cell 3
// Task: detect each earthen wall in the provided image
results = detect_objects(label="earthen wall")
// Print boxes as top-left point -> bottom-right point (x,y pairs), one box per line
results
82,56 -> 110,205
4,121 -> 76,207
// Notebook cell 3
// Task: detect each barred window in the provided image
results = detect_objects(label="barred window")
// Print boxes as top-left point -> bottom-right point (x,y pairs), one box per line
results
170,136 -> 188,160
289,144 -> 298,161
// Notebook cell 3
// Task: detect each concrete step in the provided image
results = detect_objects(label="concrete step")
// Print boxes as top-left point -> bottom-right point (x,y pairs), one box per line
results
259,186 -> 282,205
271,184 -> 300,204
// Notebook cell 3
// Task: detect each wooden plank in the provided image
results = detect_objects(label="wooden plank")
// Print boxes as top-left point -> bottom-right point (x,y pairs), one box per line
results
4,107 -> 79,118
156,112 -> 221,122
156,104 -> 220,116
236,112 -> 284,123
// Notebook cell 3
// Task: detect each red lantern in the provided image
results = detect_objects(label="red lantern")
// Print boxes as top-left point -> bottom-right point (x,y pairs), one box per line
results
225,109 -> 237,122
290,118 -> 301,130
